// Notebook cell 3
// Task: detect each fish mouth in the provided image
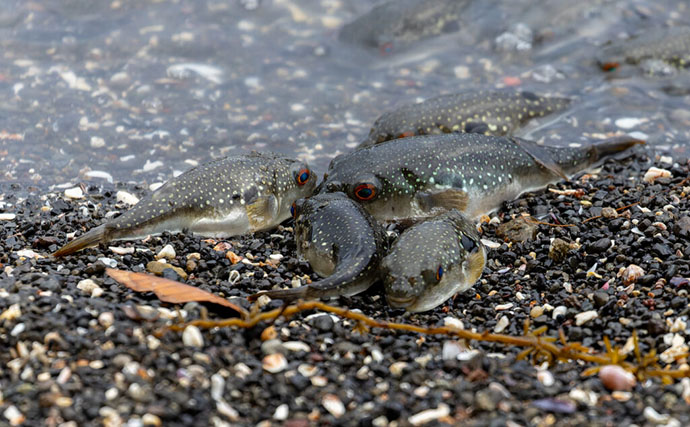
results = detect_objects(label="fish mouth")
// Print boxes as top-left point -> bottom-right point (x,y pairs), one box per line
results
387,294 -> 416,308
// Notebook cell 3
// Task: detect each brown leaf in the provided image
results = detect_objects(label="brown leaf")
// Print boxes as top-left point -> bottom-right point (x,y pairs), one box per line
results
106,268 -> 247,317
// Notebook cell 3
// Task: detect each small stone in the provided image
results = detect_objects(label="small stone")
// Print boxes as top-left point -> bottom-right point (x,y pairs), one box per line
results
182,325 -> 204,348
109,246 -> 135,255
601,207 -> 618,218
494,315 -> 509,333
615,117 -> 646,129
537,369 -> 555,387
105,387 -> 118,400
599,365 -> 636,391
643,167 -> 672,183
620,264 -> 644,285
322,394 -> 345,418
549,238 -> 576,262
90,136 -> 106,148
454,65 -> 470,79
156,244 -> 176,260
0,304 -> 21,321
142,414 -> 162,426
64,187 -> 84,199
262,353 -> 287,373
592,291 -> 608,307
389,361 -> 408,377
443,317 -> 464,329
98,312 -> 114,328
116,191 -> 140,205
3,405 -> 25,426
530,306 -> 545,318
77,279 -> 102,297
495,303 -> 513,311
408,404 -> 450,426
575,310 -> 598,326
216,401 -> 239,421
588,237 -> 611,254
146,261 -> 188,280
273,404 -> 289,421
643,407 -> 672,424
0,213 -> 16,220
497,216 -> 537,243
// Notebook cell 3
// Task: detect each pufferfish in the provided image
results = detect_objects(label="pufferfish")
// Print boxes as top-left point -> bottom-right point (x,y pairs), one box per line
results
319,132 -> 643,221
250,192 -> 388,301
381,209 -> 486,312
53,152 -> 316,256
358,89 -> 571,147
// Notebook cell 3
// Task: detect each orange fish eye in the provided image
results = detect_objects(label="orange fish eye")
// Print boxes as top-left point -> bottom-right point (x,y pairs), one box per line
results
436,265 -> 444,281
290,202 -> 298,219
296,168 -> 310,185
601,62 -> 619,72
354,183 -> 377,201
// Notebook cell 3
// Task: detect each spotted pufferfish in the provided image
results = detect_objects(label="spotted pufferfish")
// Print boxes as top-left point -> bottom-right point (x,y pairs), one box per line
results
53,152 -> 316,256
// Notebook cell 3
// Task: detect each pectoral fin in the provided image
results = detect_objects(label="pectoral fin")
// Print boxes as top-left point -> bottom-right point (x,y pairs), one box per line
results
246,195 -> 278,232
511,137 -> 567,179
417,189 -> 469,213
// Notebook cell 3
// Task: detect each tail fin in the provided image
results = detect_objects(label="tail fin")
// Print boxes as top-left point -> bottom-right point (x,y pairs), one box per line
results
591,135 -> 646,161
52,224 -> 107,257
248,286 -> 309,302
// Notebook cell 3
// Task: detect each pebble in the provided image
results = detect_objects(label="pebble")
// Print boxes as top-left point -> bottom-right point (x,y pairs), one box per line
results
599,365 -> 636,391
620,264 -> 645,285
273,404 -> 289,421
146,260 -> 188,280
322,394 -> 345,418
98,312 -> 114,328
615,117 -> 646,129
156,244 -> 176,260
494,315 -> 509,333
495,303 -> 513,311
76,279 -> 103,297
84,170 -> 114,183
90,136 -> 106,148
0,213 -> 16,220
0,304 -> 21,321
443,317 -> 464,329
575,310 -> 598,326
643,167 -> 672,183
262,353 -> 287,373
182,325 -> 204,348
3,405 -> 25,426
116,190 -> 140,205
408,403 -> 450,426
64,187 -> 84,199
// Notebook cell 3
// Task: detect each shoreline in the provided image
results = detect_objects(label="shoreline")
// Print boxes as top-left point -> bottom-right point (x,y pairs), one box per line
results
1,148 -> 690,426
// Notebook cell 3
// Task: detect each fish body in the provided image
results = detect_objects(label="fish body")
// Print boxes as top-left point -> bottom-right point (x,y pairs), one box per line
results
320,133 -> 642,221
251,192 -> 388,301
359,89 -> 571,147
597,26 -> 690,72
382,209 -> 486,312
53,152 -> 316,256
339,0 -> 467,53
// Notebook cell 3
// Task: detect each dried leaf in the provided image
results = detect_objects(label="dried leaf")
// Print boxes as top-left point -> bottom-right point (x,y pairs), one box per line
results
106,268 -> 247,317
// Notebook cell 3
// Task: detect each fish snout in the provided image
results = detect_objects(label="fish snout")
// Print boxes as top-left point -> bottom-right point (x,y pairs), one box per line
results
383,274 -> 419,309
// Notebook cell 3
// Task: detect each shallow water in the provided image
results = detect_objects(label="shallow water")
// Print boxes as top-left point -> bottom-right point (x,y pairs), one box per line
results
0,0 -> 688,189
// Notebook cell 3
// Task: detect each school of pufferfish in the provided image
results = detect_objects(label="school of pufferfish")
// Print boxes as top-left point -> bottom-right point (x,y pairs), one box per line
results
52,3 -> 690,313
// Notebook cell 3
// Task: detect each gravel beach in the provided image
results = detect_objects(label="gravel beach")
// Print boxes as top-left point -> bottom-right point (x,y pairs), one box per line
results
1,148 -> 689,426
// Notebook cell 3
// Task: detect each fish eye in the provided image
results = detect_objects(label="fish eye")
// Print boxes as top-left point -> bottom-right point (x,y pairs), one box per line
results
460,234 -> 477,252
436,265 -> 444,281
290,202 -> 298,219
354,183 -> 377,201
601,62 -> 619,72
295,168 -> 311,186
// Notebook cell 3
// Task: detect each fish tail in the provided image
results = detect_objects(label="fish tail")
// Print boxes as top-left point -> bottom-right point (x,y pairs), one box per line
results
52,224 -> 109,257
590,135 -> 645,161
248,286 -> 310,302
249,269 -> 375,302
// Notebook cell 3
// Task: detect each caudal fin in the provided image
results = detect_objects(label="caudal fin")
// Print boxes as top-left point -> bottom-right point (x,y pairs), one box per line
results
52,224 -> 107,257
248,286 -> 309,302
591,135 -> 646,161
